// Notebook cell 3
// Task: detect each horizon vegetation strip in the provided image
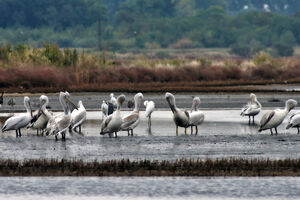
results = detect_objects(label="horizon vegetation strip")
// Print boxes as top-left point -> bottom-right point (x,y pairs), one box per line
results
0,158 -> 300,176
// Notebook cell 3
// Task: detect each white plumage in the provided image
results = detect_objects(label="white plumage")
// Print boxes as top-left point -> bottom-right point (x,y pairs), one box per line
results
70,100 -> 86,133
101,100 -> 108,118
259,99 -> 297,135
188,97 -> 204,134
144,100 -> 155,129
110,93 -> 118,108
165,92 -> 189,136
2,96 -> 32,137
120,93 -> 143,136
241,93 -> 261,124
100,94 -> 126,137
286,111 -> 300,134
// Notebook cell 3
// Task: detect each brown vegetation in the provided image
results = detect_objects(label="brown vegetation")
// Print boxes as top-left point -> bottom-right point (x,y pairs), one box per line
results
1,158 -> 300,176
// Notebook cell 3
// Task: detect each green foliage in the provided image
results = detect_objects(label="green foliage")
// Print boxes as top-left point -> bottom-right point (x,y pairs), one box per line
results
274,43 -> 294,57
230,44 -> 251,57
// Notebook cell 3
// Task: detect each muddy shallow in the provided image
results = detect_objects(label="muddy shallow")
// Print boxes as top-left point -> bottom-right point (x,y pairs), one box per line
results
0,109 -> 300,161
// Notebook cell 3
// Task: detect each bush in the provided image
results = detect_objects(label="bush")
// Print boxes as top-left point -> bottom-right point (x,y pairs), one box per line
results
169,39 -> 196,49
273,43 -> 294,57
230,44 -> 251,57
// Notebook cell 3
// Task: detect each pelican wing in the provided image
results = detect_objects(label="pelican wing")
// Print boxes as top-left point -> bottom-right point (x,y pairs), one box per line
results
260,111 -> 275,128
189,111 -> 204,125
102,114 -> 113,129
121,113 -> 139,129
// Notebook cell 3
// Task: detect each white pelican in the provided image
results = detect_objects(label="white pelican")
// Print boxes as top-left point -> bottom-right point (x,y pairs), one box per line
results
165,92 -> 189,136
2,96 -> 32,137
70,100 -> 86,134
100,94 -> 125,137
120,93 -> 143,136
110,93 -> 118,108
286,112 -> 300,134
259,99 -> 297,135
28,95 -> 51,136
101,100 -> 108,118
46,92 -> 77,140
144,100 -> 155,129
188,97 -> 204,135
241,93 -> 262,124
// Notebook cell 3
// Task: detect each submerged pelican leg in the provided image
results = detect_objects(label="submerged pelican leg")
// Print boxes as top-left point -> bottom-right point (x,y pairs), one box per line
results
176,126 -> 178,136
196,126 -> 198,135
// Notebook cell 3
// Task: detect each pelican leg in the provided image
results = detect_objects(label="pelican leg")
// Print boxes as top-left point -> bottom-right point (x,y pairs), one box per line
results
55,135 -> 58,141
62,132 -> 66,141
252,116 -> 255,125
115,132 -> 118,138
79,125 -> 81,134
275,127 -> 278,135
131,129 -> 133,136
15,130 -> 18,138
196,126 -> 198,135
36,129 -> 39,136
184,128 -> 187,135
176,126 -> 178,136
191,126 -> 193,135
127,130 -> 130,136
270,129 -> 273,135
248,116 -> 251,125
298,127 -> 299,134
149,116 -> 152,128
18,129 -> 21,137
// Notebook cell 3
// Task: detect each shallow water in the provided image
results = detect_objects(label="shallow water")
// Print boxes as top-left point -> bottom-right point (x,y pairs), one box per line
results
0,110 -> 300,161
0,177 -> 299,200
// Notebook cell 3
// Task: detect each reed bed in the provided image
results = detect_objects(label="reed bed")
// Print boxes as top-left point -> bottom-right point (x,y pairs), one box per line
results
1,158 -> 300,176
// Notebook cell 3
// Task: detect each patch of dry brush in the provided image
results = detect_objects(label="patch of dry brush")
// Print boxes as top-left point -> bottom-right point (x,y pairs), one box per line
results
1,158 -> 300,176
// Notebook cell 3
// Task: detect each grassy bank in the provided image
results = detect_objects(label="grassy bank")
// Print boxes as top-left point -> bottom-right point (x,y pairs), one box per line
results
1,158 -> 300,176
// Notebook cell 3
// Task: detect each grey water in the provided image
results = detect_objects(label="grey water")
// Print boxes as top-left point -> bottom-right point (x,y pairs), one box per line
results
0,177 -> 299,200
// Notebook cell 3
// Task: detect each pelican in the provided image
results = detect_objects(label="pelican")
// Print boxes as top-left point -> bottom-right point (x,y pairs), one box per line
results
120,93 -> 143,136
46,92 -> 77,140
286,112 -> 300,134
100,94 -> 125,137
101,100 -> 108,118
70,100 -> 86,134
165,92 -> 189,136
241,93 -> 262,124
28,95 -> 51,136
259,99 -> 297,135
2,96 -> 32,137
110,93 -> 118,108
188,97 -> 204,135
144,100 -> 155,129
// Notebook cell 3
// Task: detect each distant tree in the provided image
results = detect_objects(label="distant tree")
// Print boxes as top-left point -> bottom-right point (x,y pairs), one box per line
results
273,42 -> 294,57
230,44 -> 251,57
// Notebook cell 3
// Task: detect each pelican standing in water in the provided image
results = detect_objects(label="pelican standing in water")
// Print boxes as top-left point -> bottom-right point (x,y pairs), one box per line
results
120,93 -> 143,136
165,92 -> 189,136
188,97 -> 204,135
286,111 -> 300,134
46,92 -> 77,140
28,95 -> 51,136
259,99 -> 297,135
70,100 -> 86,134
100,94 -> 126,137
144,100 -> 155,130
110,93 -> 118,108
241,93 -> 262,125
2,96 -> 32,137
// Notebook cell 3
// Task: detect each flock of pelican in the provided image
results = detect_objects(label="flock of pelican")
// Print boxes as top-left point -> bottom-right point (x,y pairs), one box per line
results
1,91 -> 300,139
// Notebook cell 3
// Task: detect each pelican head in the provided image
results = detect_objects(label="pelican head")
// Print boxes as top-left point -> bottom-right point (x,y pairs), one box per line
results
117,94 -> 126,109
191,97 -> 201,111
250,93 -> 256,102
39,95 -> 49,108
144,100 -> 149,107
286,99 -> 297,112
110,93 -> 114,98
78,100 -> 83,108
165,92 -> 176,113
134,93 -> 143,111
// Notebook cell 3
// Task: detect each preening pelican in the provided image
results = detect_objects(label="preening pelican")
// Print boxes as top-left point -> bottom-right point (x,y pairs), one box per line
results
120,93 -> 143,136
241,93 -> 261,124
110,93 -> 118,108
100,94 -> 125,137
70,100 -> 86,134
46,92 -> 77,140
101,100 -> 108,118
165,92 -> 189,136
2,96 -> 32,137
188,97 -> 204,135
144,100 -> 155,129
259,99 -> 297,135
286,112 -> 300,134
28,95 -> 51,136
